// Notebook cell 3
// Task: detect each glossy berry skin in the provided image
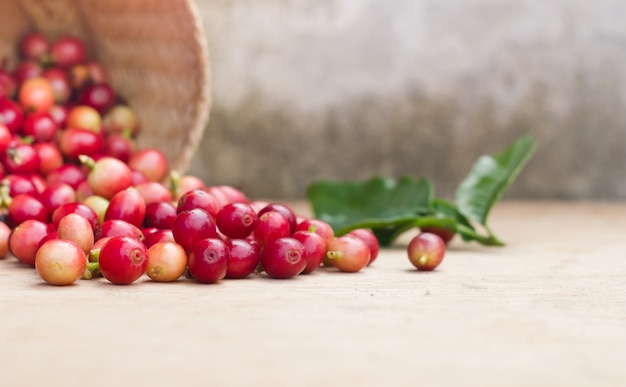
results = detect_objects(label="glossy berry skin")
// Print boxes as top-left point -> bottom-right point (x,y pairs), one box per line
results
35,239 -> 86,286
258,203 -> 297,234
2,143 -> 40,175
8,219 -> 50,266
142,229 -> 175,249
128,148 -> 168,182
91,235 -> 113,249
3,174 -> 37,197
216,202 -> 257,239
58,128 -> 104,160
143,201 -> 177,229
173,175 -> 205,200
325,235 -> 371,273
295,219 -> 335,249
0,98 -> 23,132
67,105 -> 102,133
131,170 -> 148,185
188,238 -> 229,284
225,239 -> 259,279
98,236 -> 149,285
28,173 -> 47,194
134,181 -> 171,204
39,182 -> 77,215
142,227 -> 159,238
172,209 -> 217,252
52,202 -> 99,233
420,226 -> 456,245
43,67 -> 71,104
7,194 -> 48,226
75,180 -> 94,201
291,230 -> 326,274
26,173 -> 48,195
0,222 -> 12,259
38,230 -> 59,246
45,164 -> 86,189
18,77 -> 54,113
56,213 -> 95,254
407,232 -> 446,271
104,132 -> 135,162
34,142 -> 64,176
0,70 -> 17,99
0,124 -> 11,154
98,219 -> 143,241
212,185 -> 248,204
104,188 -> 146,228
176,189 -> 219,218
19,32 -> 50,61
260,237 -> 307,279
103,105 -> 139,135
22,112 -> 59,142
49,104 -> 69,127
81,194 -> 108,223
145,242 -> 187,282
85,157 -> 133,199
348,228 -> 380,265
51,36 -> 87,68
253,210 -> 291,247
204,186 -> 230,208
14,60 -> 43,84
79,83 -> 115,114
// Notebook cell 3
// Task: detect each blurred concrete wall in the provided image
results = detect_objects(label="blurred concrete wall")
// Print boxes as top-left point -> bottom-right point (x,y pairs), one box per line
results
188,0 -> 626,200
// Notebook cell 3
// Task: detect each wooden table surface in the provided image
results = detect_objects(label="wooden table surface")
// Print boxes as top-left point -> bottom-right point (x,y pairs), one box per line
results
1,201 -> 625,387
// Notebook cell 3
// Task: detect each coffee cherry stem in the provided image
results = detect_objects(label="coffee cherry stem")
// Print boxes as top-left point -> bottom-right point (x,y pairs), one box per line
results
89,248 -> 100,263
19,136 -> 34,145
0,182 -> 10,208
6,147 -> 21,164
169,170 -> 181,198
80,248 -> 102,279
78,154 -> 95,169
81,268 -> 93,280
81,261 -> 100,279
1,195 -> 12,208
86,261 -> 100,272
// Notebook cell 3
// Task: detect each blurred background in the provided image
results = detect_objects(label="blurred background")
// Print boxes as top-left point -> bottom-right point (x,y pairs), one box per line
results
188,0 -> 626,200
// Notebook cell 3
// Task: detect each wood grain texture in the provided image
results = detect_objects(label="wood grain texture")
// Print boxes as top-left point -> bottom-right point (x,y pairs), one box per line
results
0,201 -> 625,386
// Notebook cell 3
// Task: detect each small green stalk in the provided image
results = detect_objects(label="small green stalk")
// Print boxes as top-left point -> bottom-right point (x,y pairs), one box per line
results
81,249 -> 102,280
169,170 -> 181,199
78,154 -> 96,169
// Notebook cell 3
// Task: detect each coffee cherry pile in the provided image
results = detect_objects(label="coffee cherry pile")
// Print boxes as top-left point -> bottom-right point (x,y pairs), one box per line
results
0,32 -> 390,286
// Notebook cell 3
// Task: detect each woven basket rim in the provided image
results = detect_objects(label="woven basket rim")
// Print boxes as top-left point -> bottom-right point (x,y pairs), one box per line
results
176,0 -> 212,174
0,0 -> 212,175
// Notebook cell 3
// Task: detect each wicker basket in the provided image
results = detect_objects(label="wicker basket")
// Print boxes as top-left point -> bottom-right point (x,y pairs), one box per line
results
0,0 -> 211,175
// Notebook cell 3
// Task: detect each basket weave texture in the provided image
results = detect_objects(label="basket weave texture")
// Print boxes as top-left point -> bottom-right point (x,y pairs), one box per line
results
0,0 -> 211,175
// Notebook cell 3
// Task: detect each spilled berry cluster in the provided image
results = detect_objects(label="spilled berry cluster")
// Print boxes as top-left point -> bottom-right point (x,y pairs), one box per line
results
0,32 -> 392,286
